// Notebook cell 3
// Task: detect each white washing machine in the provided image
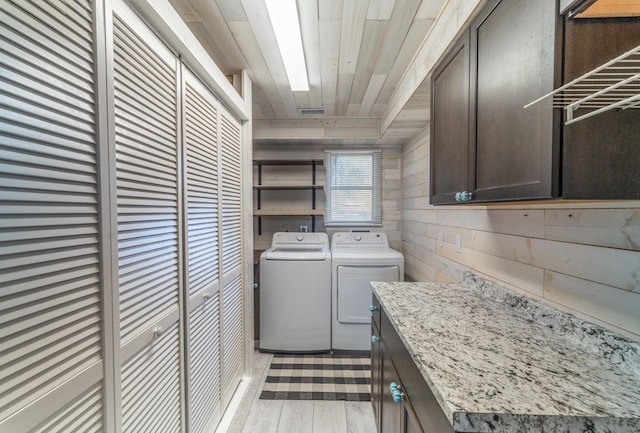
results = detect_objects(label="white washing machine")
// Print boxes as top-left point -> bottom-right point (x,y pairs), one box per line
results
260,232 -> 331,352
331,232 -> 404,351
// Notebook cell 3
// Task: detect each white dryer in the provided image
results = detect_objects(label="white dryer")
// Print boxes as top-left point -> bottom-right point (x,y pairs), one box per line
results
260,232 -> 331,352
331,232 -> 404,351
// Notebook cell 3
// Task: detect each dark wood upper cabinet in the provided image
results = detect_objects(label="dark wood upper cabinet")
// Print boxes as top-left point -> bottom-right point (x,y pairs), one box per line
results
430,31 -> 470,205
430,0 -> 639,205
431,0 -> 561,204
469,0 -> 561,202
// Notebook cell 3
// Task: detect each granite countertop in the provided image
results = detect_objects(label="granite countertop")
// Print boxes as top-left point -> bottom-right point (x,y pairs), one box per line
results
372,273 -> 640,433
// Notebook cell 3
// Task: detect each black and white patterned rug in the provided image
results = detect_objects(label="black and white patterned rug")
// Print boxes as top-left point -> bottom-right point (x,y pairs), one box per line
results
259,353 -> 371,401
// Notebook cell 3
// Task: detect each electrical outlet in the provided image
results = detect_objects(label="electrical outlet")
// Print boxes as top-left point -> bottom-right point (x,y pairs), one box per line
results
438,232 -> 443,247
455,235 -> 461,253
299,225 -> 308,232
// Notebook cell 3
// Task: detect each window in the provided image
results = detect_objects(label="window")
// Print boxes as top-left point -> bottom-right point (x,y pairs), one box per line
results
325,150 -> 382,226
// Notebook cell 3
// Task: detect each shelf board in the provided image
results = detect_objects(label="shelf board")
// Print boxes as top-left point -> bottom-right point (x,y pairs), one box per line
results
253,159 -> 324,166
254,209 -> 324,216
253,184 -> 324,190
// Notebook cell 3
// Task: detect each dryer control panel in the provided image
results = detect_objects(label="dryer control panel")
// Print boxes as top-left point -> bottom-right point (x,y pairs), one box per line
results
331,232 -> 389,248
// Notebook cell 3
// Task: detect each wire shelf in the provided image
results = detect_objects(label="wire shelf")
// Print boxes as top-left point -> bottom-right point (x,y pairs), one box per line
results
525,44 -> 640,125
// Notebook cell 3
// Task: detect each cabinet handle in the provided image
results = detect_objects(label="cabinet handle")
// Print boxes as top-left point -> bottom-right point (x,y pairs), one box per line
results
369,305 -> 378,313
389,382 -> 404,403
152,326 -> 163,340
455,191 -> 473,202
371,335 -> 379,343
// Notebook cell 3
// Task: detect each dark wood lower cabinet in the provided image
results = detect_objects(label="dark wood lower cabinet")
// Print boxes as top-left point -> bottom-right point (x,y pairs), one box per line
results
372,294 -> 453,433
404,404 -> 424,433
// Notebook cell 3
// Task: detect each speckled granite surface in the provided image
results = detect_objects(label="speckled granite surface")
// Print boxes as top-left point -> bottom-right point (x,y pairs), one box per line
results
372,273 -> 640,433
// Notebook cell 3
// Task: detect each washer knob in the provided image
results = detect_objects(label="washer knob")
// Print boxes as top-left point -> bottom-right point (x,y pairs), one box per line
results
296,234 -> 304,241
354,234 -> 362,241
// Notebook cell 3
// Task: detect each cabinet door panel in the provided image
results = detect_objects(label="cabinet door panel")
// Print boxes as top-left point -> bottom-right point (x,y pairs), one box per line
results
380,342 -> 402,433
184,68 -> 223,433
121,324 -> 181,433
112,5 -> 182,432
430,32 -> 470,204
381,311 -> 452,433
113,11 -> 179,343
371,323 -> 382,430
219,107 -> 245,409
404,404 -> 424,433
470,0 -> 559,201
562,18 -> 640,199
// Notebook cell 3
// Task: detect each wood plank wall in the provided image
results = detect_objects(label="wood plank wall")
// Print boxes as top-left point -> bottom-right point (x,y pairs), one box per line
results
252,146 -> 403,251
402,128 -> 640,339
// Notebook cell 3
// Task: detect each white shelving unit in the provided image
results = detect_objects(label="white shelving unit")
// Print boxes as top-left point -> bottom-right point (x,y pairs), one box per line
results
525,44 -> 640,125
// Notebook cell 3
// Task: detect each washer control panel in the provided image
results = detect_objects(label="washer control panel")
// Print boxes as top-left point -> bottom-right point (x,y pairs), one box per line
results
271,232 -> 330,248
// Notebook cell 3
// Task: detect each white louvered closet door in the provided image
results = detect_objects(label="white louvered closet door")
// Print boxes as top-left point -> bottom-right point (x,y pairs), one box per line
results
218,106 -> 244,409
183,68 -> 222,433
0,1 -> 104,432
112,2 -> 182,432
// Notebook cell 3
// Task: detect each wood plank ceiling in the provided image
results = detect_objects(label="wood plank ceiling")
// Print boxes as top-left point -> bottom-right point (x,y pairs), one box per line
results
169,0 -> 447,147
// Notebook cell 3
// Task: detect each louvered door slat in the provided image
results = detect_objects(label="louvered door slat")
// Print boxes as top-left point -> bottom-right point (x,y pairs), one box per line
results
0,163 -> 96,185
114,79 -> 177,127
0,124 -> 95,156
117,222 -> 175,239
28,382 -> 103,433
6,1 -> 94,59
0,282 -> 98,325
0,8 -> 93,86
112,21 -> 175,92
120,137 -> 175,168
0,0 -> 102,429
1,84 -> 95,126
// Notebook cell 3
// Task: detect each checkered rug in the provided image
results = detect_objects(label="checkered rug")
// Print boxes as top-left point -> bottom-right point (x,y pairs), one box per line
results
259,353 -> 371,401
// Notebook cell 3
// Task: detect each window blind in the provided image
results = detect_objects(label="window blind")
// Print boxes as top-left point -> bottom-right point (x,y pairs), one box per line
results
325,150 -> 382,226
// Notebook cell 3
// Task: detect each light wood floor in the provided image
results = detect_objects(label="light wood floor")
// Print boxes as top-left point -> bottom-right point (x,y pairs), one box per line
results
226,351 -> 377,433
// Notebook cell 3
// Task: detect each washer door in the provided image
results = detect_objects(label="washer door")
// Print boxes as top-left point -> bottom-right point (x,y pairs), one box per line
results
337,265 -> 399,324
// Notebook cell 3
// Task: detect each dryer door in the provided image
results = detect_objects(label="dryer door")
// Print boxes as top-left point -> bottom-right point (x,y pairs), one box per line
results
337,265 -> 399,324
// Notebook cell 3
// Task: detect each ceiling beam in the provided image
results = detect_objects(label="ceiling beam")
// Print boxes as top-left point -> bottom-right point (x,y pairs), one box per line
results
380,0 -> 484,134
253,117 -> 379,140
